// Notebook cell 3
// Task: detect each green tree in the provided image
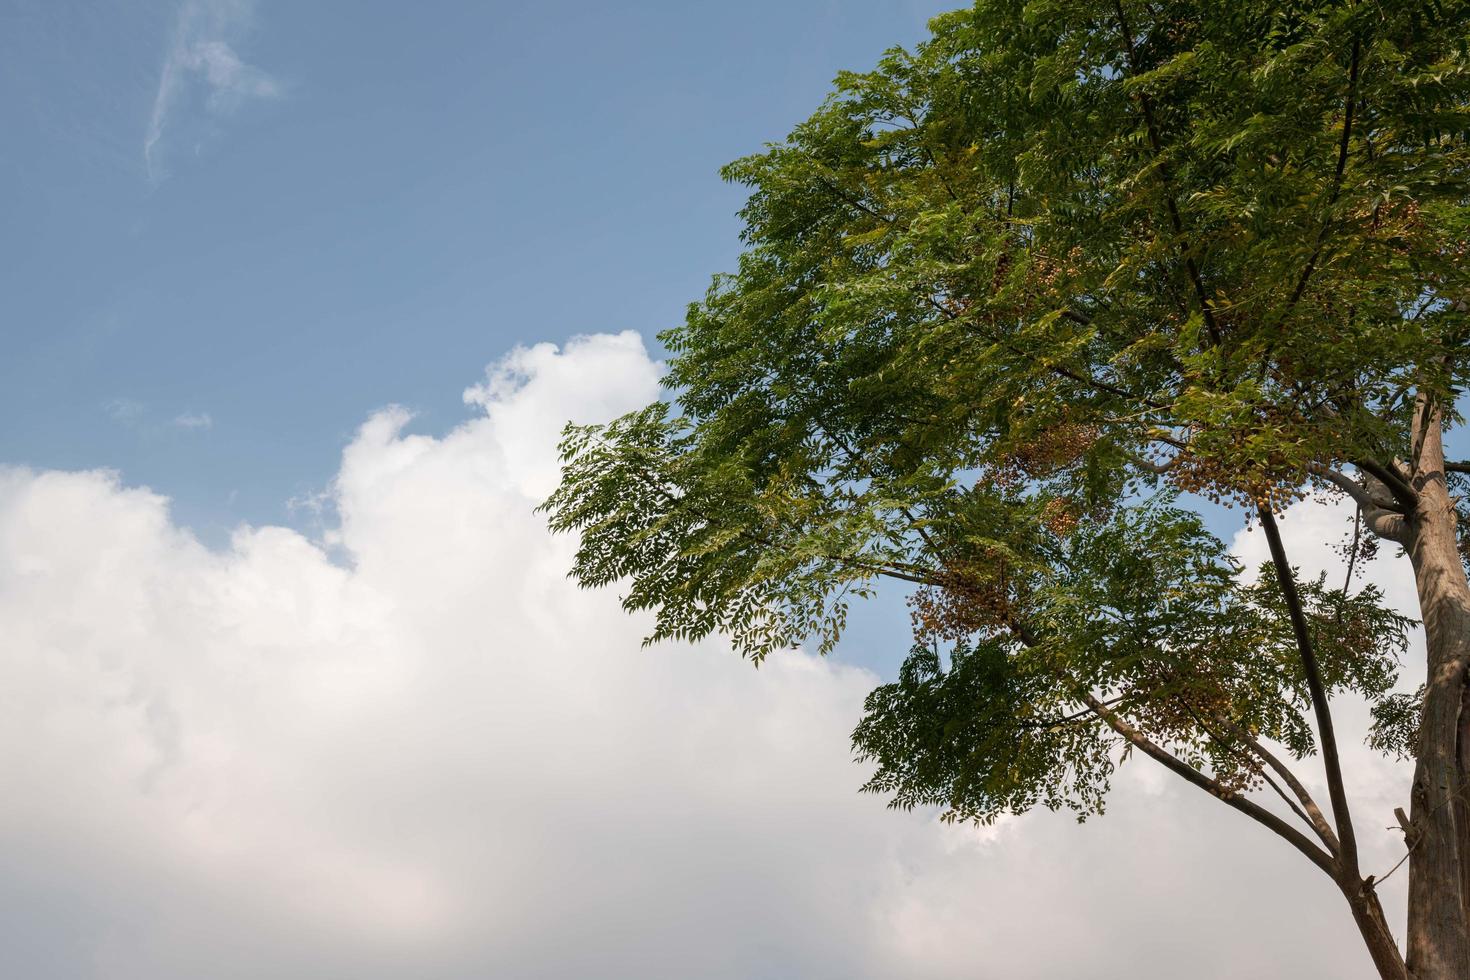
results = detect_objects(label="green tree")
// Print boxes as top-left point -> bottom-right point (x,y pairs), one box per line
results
542,2 -> 1470,975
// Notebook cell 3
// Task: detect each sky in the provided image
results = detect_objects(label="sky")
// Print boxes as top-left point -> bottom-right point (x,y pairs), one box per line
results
0,2 -> 1433,978
1,0 -> 937,541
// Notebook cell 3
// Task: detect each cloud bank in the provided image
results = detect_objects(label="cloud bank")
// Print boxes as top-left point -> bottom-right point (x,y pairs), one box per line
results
0,332 -> 1419,978
145,0 -> 281,180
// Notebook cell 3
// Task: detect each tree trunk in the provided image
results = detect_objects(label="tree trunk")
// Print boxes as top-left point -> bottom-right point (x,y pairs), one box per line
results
1404,403 -> 1470,980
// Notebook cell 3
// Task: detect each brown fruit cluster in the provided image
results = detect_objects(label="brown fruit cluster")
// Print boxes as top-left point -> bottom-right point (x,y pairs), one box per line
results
996,419 -> 1101,487
1040,497 -> 1081,538
1170,450 -> 1304,512
909,558 -> 1016,644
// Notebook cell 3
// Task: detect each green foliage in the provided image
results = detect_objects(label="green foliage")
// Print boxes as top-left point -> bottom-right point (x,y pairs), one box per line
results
1370,686 -> 1426,760
543,0 -> 1466,824
853,503 -> 1413,823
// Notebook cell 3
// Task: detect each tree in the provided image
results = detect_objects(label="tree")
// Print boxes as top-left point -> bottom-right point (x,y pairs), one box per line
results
541,2 -> 1470,975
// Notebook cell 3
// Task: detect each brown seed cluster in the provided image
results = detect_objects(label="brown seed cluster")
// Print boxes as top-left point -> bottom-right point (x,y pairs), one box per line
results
996,419 -> 1101,488
1170,450 -> 1304,512
909,557 -> 1016,644
1118,664 -> 1263,796
1041,497 -> 1081,538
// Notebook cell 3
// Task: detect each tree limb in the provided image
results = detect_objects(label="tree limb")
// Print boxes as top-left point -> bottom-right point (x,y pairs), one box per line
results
1279,38 -> 1360,322
1216,715 -> 1342,856
1356,457 -> 1419,510
1311,464 -> 1405,514
1081,692 -> 1339,878
1257,506 -> 1361,882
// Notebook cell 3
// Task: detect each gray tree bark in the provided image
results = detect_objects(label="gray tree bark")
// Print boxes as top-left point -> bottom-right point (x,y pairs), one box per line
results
1401,397 -> 1470,980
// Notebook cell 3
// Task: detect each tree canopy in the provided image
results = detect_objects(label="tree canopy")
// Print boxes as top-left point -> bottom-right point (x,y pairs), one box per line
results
543,2 -> 1470,976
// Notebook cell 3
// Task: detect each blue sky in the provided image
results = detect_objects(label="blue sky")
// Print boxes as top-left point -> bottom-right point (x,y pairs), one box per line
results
3,0 -> 938,538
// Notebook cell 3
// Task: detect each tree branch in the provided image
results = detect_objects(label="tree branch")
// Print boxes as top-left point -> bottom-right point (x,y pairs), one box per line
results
1217,715 -> 1342,856
1082,693 -> 1339,877
1305,464 -> 1408,542
1006,623 -> 1339,877
1356,457 -> 1419,510
814,175 -> 895,225
1280,38 -> 1360,321
1183,704 -> 1339,853
1257,506 -> 1361,881
1311,464 -> 1404,514
921,292 -> 1172,411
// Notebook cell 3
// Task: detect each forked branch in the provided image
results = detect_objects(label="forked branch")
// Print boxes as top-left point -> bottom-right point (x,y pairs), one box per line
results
1081,693 -> 1338,877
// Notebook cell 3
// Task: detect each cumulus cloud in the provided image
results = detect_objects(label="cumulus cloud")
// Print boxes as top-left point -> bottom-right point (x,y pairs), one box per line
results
0,331 -> 1421,978
145,0 -> 281,181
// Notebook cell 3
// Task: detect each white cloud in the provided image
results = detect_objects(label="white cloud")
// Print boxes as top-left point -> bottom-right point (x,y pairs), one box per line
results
172,411 -> 213,431
145,0 -> 282,181
0,333 -> 1420,978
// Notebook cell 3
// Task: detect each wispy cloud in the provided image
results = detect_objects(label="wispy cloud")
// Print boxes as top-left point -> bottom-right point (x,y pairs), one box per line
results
145,0 -> 282,181
172,410 -> 213,431
105,397 -> 146,425
104,399 -> 214,436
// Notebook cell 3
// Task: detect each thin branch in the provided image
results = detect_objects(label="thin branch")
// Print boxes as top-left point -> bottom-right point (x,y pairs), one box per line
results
814,175 -> 895,225
1258,768 -> 1322,840
1016,696 -> 1126,731
1280,38 -> 1361,321
1006,622 -> 1339,876
921,293 -> 1172,411
1343,508 -> 1362,596
1217,716 -> 1342,856
1258,506 -> 1360,880
1181,702 -> 1336,851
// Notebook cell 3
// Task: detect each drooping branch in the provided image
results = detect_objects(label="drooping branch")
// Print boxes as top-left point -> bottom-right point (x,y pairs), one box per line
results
1257,506 -> 1361,881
